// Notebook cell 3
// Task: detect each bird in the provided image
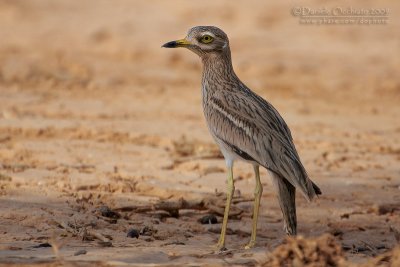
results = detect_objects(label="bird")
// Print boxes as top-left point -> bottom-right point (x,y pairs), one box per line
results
162,26 -> 321,251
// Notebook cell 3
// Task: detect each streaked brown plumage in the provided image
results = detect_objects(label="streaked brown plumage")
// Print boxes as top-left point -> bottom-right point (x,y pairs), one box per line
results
163,26 -> 321,250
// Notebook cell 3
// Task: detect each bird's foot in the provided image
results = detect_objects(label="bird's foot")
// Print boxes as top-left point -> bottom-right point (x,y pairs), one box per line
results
213,242 -> 227,252
244,240 -> 256,250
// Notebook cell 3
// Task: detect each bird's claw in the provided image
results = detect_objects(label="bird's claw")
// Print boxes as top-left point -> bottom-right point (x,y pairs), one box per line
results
214,242 -> 227,252
244,240 -> 256,250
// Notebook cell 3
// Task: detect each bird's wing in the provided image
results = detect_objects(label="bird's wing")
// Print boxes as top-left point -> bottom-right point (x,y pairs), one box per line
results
207,89 -> 318,200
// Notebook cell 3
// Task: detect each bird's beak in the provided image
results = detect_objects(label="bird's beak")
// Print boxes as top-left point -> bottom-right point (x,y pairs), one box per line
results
162,38 -> 191,48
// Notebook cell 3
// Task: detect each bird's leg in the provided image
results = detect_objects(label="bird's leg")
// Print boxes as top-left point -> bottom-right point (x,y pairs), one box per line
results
245,165 -> 263,249
216,165 -> 235,251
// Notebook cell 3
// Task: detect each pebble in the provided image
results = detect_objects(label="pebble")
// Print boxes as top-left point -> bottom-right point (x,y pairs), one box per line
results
98,205 -> 121,219
140,225 -> 155,236
74,249 -> 87,256
33,243 -> 52,248
127,228 -> 140,239
198,214 -> 218,224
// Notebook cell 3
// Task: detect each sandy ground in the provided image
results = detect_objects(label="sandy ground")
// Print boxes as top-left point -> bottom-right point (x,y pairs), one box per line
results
0,0 -> 399,266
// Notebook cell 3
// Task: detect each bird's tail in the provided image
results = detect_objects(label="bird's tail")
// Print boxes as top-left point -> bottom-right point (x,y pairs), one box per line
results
270,171 -> 321,235
292,157 -> 321,201
300,178 -> 322,202
312,181 -> 322,195
271,172 -> 297,235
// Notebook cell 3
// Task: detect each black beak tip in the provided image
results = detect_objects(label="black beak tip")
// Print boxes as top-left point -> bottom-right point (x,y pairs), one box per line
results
162,41 -> 177,48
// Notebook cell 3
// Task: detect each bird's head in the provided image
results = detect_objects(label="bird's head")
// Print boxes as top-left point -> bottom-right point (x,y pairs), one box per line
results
162,26 -> 230,59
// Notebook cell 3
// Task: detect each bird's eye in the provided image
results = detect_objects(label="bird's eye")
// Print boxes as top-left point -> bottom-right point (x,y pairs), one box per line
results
201,35 -> 214,44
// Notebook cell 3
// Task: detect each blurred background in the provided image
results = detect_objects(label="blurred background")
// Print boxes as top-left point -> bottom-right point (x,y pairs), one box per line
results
0,0 -> 399,265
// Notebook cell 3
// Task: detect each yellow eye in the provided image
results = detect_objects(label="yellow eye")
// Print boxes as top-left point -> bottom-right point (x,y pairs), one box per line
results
201,35 -> 214,44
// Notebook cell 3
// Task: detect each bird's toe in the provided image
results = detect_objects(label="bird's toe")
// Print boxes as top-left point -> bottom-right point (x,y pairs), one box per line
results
244,241 -> 256,250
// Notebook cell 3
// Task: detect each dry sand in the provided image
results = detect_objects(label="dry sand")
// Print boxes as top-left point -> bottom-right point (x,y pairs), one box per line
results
0,0 -> 399,266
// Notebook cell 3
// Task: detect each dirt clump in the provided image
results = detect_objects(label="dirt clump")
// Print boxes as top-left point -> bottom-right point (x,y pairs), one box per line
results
263,234 -> 347,267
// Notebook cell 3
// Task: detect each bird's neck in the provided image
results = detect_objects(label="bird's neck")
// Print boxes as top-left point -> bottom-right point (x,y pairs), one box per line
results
201,51 -> 239,93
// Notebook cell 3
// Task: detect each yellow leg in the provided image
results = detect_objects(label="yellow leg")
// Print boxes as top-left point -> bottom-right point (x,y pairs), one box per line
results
216,165 -> 235,251
245,165 -> 263,249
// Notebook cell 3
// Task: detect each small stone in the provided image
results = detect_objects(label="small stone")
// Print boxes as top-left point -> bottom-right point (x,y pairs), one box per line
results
198,214 -> 218,224
184,232 -> 194,238
98,206 -> 121,219
140,225 -> 155,236
127,228 -> 140,239
330,228 -> 344,237
144,237 -> 154,242
74,249 -> 87,256
33,243 -> 52,248
169,209 -> 179,218
97,241 -> 112,247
